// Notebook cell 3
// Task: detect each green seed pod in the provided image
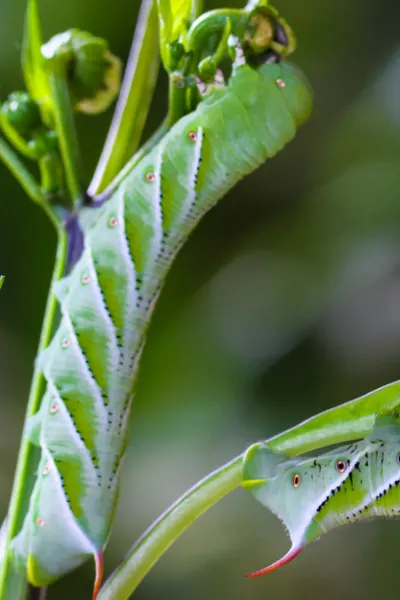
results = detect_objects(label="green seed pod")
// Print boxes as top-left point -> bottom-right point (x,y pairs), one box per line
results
28,130 -> 59,160
1,91 -> 41,135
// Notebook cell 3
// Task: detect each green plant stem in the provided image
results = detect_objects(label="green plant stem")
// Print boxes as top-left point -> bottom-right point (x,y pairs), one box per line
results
0,135 -> 65,231
0,136 -> 43,205
98,456 -> 243,600
47,71 -> 83,208
0,224 -> 68,600
88,0 -> 160,197
167,73 -> 189,124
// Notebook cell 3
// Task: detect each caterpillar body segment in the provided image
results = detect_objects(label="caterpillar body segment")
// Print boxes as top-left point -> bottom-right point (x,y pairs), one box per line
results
11,61 -> 312,594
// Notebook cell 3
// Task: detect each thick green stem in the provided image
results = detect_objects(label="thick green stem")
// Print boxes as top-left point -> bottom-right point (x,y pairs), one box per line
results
47,71 -> 83,208
0,225 -> 68,600
88,0 -> 160,197
167,73 -> 188,124
98,456 -> 243,600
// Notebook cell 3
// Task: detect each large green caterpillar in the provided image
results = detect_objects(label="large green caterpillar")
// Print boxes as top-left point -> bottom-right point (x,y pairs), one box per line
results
243,416 -> 400,576
9,47 -> 312,600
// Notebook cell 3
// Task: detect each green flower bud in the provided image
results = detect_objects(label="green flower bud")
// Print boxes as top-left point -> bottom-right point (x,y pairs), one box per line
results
1,91 -> 41,135
27,129 -> 59,160
42,29 -> 122,114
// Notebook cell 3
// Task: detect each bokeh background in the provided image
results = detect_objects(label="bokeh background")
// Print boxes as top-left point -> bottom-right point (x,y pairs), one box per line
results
1,0 -> 400,598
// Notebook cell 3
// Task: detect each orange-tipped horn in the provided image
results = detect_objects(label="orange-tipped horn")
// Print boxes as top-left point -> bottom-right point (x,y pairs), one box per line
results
245,544 -> 303,578
92,551 -> 104,600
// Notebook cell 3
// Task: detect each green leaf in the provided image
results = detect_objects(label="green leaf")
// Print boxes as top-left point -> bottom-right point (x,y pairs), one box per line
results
168,0 -> 195,39
157,0 -> 201,67
21,0 -> 51,119
88,0 -> 160,195
158,0 -> 196,42
157,0 -> 173,42
0,276 -> 4,291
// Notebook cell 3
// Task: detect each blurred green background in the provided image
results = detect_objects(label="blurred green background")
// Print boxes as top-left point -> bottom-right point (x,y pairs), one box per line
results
1,0 -> 400,598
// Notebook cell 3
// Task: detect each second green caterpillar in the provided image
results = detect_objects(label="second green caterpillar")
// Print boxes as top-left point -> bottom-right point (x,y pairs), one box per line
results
11,59 -> 312,596
243,416 -> 400,577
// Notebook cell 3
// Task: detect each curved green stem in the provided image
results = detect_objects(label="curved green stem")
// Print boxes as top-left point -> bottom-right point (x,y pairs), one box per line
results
266,379 -> 400,455
187,9 -> 249,54
0,224 -> 68,600
98,456 -> 243,600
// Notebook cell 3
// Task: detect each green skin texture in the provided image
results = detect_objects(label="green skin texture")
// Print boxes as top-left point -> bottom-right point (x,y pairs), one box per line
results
10,60 -> 312,587
243,416 -> 400,576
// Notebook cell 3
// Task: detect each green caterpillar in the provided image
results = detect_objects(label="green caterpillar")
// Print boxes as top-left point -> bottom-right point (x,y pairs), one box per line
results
243,416 -> 400,577
10,57 -> 312,597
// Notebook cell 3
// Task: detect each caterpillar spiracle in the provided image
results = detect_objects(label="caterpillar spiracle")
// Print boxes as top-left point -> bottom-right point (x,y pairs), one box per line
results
10,60 -> 312,596
243,416 -> 400,577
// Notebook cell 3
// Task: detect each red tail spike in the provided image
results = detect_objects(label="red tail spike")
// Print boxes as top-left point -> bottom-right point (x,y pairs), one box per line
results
92,551 -> 104,600
245,544 -> 304,578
